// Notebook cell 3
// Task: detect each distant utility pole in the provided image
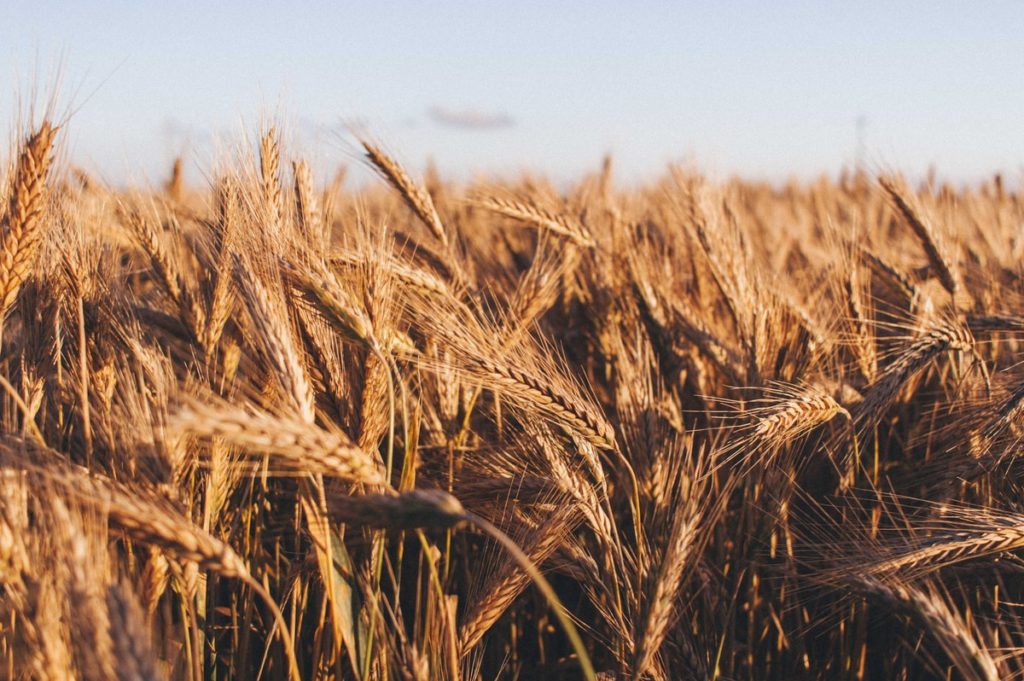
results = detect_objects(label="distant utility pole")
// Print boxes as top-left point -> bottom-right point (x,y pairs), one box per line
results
855,115 -> 868,170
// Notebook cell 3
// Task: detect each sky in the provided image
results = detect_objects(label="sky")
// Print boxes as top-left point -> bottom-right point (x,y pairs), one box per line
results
1,1 -> 1023,186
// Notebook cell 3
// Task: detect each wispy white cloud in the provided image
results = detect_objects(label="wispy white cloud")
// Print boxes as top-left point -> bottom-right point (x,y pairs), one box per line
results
428,106 -> 514,130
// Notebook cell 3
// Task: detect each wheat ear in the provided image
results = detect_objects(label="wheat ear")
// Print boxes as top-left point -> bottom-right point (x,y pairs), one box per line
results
0,122 -> 56,318
361,140 -> 449,247
881,178 -> 959,297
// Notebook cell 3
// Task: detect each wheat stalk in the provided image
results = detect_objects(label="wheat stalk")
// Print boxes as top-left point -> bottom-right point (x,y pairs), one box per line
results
458,505 -> 578,656
326,488 -> 465,529
466,353 -> 616,451
750,384 -> 850,444
850,577 -> 998,681
361,139 -> 448,247
471,194 -> 595,248
0,122 -> 56,319
259,128 -> 283,225
881,178 -> 959,297
171,399 -> 388,487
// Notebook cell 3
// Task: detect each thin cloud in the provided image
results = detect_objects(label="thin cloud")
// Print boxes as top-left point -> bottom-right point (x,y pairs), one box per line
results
161,117 -> 207,144
428,106 -> 515,130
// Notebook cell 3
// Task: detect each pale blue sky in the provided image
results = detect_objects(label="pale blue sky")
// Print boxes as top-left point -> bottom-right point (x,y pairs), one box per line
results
2,1 -> 1023,185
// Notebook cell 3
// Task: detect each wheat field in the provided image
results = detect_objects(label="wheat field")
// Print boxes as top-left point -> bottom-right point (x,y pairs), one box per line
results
0,117 -> 1022,681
